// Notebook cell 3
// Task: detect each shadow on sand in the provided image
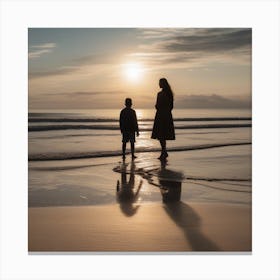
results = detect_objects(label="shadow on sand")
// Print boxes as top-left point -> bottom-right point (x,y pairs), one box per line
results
158,159 -> 220,251
116,160 -> 143,217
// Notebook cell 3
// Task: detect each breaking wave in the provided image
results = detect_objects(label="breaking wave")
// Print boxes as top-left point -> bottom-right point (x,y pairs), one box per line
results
28,141 -> 251,161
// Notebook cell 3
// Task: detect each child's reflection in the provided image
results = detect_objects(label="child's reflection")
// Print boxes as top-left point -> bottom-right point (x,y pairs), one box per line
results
116,160 -> 143,216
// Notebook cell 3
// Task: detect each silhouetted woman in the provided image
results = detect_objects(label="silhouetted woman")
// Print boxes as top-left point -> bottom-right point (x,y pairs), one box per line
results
151,78 -> 175,159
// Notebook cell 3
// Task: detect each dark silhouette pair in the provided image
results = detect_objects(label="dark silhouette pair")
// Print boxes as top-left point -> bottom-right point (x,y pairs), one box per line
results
119,78 -> 175,159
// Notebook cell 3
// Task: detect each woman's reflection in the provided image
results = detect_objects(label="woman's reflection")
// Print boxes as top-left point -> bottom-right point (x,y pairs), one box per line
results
158,159 -> 183,203
158,159 -> 219,251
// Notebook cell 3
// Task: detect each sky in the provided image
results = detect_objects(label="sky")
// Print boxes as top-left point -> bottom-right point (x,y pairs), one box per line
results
28,28 -> 252,109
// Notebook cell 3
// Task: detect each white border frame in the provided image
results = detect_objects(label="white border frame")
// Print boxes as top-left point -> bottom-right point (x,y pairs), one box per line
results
1,0 -> 280,279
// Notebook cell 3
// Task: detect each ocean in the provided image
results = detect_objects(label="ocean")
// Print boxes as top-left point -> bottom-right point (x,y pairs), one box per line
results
28,108 -> 252,207
28,108 -> 251,160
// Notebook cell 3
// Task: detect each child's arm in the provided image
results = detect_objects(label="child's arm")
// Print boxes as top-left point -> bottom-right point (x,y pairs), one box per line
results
119,111 -> 124,133
134,110 -> 139,136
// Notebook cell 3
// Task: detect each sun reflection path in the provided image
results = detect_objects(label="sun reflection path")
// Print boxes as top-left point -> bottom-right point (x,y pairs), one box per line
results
135,109 -> 156,121
135,109 -> 144,120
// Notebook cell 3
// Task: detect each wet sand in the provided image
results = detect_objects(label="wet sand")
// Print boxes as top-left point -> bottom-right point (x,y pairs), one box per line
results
29,147 -> 251,252
29,202 -> 251,252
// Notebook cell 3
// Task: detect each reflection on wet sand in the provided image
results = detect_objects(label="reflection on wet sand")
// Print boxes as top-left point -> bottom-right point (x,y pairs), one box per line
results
114,157 -> 227,251
116,160 -> 143,217
158,159 -> 220,251
158,159 -> 183,203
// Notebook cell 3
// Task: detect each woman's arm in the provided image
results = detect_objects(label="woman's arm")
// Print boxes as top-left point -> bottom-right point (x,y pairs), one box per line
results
170,98 -> 173,110
155,92 -> 160,110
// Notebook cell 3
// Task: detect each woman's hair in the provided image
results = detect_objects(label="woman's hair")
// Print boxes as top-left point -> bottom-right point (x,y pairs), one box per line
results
159,78 -> 174,101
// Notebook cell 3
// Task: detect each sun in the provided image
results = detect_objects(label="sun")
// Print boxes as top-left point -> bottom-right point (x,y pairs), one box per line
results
123,63 -> 143,82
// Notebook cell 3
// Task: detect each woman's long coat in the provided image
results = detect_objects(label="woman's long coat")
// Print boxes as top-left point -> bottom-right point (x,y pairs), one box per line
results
151,91 -> 175,140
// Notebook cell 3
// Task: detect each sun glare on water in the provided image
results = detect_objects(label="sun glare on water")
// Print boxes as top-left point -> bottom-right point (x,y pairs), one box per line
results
123,63 -> 143,82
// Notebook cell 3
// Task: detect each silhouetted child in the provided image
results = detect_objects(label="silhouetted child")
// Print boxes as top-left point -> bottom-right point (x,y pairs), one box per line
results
119,98 -> 139,159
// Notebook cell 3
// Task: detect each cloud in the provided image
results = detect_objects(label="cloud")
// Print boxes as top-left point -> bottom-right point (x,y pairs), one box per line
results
138,28 -> 185,39
161,29 -> 251,53
131,28 -> 252,68
28,42 -> 56,59
29,92 -> 251,110
175,94 -> 251,109
28,90 -> 145,109
29,66 -> 78,79
31,43 -> 56,49
73,53 -> 121,66
29,52 -> 120,79
43,90 -> 125,97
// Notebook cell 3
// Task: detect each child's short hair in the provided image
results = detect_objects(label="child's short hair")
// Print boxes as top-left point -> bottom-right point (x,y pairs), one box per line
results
125,98 -> 132,107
